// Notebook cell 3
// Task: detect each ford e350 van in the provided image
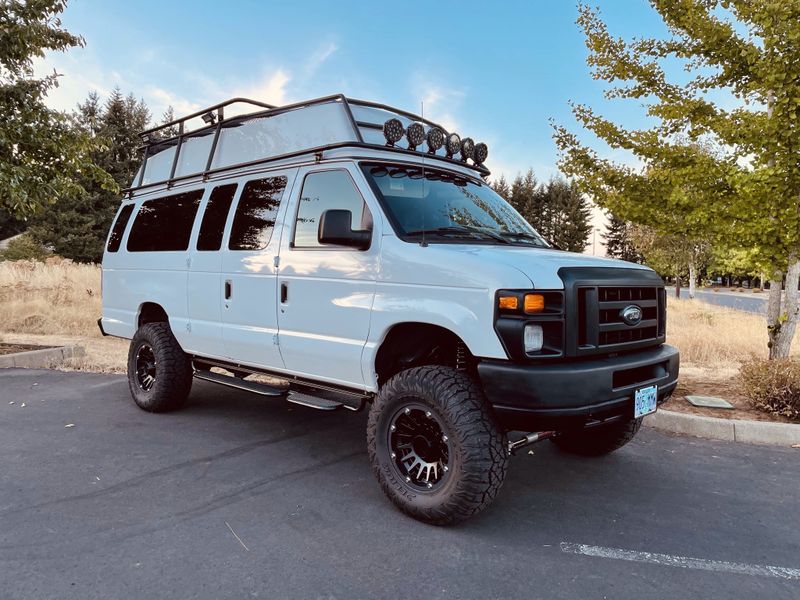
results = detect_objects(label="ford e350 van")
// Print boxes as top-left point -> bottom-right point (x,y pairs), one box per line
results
99,95 -> 679,524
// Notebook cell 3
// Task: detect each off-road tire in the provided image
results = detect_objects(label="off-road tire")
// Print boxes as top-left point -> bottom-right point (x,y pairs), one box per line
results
367,366 -> 508,525
552,417 -> 643,456
127,322 -> 192,413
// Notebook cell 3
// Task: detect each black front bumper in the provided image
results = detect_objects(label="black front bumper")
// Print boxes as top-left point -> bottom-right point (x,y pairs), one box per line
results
478,344 -> 679,432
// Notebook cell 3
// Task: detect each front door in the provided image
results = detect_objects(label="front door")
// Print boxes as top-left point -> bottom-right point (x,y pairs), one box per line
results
277,166 -> 380,388
220,169 -> 296,369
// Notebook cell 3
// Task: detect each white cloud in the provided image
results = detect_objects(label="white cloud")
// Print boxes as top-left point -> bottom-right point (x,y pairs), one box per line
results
233,69 -> 291,107
305,42 -> 338,77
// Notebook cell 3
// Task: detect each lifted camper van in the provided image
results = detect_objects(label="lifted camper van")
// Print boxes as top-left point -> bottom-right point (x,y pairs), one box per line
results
99,95 -> 679,524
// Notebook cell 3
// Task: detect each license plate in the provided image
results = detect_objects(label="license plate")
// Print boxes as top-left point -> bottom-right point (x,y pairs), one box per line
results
634,384 -> 658,418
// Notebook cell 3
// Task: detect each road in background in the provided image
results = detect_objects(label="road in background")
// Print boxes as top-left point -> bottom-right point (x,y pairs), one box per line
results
1,369 -> 798,600
678,288 -> 768,314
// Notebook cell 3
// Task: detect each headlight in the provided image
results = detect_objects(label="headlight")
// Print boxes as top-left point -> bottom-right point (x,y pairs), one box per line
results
524,324 -> 544,353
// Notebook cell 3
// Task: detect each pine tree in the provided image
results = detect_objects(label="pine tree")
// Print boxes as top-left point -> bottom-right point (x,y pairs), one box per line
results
509,169 -> 538,231
491,174 -> 510,200
547,178 -> 592,253
29,89 -> 151,262
603,214 -> 642,263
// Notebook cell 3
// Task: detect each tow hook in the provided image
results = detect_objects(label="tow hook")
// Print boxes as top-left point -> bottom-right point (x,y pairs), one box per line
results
507,431 -> 556,455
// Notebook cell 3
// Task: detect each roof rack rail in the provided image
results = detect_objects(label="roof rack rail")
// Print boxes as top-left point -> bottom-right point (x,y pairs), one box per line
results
139,97 -> 277,141
127,94 -> 489,194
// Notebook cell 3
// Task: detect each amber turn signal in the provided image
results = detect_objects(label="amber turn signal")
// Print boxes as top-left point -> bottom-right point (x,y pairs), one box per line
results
524,294 -> 545,313
498,295 -> 519,310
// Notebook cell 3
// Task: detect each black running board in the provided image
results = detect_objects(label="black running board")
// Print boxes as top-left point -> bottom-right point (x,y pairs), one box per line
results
193,370 -> 366,412
193,370 -> 286,396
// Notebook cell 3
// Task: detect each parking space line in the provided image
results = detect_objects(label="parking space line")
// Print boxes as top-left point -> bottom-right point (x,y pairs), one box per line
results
560,542 -> 800,581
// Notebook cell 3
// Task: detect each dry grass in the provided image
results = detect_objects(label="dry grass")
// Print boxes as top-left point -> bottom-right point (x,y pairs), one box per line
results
0,260 -> 792,379
0,260 -> 127,373
0,259 -> 102,337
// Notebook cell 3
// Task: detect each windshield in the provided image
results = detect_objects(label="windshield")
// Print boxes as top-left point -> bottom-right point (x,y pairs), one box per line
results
361,163 -> 550,247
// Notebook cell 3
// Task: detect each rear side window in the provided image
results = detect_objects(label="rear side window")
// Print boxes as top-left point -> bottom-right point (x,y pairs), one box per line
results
293,170 -> 369,248
229,176 -> 287,250
127,190 -> 203,252
106,203 -> 134,252
197,183 -> 237,251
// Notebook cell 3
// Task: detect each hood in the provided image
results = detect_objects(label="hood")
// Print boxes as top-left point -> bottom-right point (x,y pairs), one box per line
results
445,246 -> 652,289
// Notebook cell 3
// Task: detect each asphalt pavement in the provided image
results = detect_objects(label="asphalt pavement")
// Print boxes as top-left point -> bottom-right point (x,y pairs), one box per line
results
677,288 -> 767,314
1,368 -> 798,600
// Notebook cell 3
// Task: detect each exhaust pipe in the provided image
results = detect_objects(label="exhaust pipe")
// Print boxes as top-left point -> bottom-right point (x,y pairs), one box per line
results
507,431 -> 557,455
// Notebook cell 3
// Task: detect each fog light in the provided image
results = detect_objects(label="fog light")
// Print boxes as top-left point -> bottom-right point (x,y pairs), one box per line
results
524,324 -> 544,353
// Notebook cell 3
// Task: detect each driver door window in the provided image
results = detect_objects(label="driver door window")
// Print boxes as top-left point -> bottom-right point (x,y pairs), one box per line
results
293,170 -> 371,248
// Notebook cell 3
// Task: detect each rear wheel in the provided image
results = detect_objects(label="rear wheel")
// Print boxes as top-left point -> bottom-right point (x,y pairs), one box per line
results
552,417 -> 643,456
127,322 -> 192,412
367,366 -> 508,525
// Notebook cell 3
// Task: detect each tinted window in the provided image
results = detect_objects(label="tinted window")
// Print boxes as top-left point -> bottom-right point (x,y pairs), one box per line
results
294,170 -> 370,248
127,190 -> 203,252
107,203 -> 134,252
229,176 -> 287,250
197,184 -> 237,251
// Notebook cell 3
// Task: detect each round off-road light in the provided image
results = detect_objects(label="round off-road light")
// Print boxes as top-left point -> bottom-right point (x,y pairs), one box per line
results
460,137 -> 475,161
445,133 -> 461,157
406,122 -> 425,150
383,118 -> 405,146
474,142 -> 489,165
426,127 -> 445,153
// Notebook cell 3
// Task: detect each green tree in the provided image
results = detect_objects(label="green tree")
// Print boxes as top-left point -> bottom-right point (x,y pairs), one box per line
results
603,214 -> 642,263
553,2 -> 800,358
29,89 -> 150,262
0,0 -> 113,217
491,174 -> 511,200
545,177 -> 592,252
0,232 -> 48,261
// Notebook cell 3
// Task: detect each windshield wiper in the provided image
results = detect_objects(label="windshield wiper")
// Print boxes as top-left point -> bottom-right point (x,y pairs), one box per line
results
497,231 -> 549,247
405,225 -> 511,244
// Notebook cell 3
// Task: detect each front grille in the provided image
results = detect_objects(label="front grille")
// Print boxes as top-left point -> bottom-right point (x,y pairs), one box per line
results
577,284 -> 665,354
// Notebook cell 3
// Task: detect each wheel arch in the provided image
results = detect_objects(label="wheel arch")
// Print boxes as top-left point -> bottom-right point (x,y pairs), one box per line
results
373,321 -> 474,387
137,301 -> 169,328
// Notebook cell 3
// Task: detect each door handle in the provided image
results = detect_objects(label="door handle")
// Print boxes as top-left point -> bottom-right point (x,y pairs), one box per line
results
280,282 -> 288,304
224,280 -> 232,300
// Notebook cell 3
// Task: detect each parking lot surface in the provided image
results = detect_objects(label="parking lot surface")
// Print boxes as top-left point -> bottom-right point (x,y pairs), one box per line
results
1,368 -> 798,600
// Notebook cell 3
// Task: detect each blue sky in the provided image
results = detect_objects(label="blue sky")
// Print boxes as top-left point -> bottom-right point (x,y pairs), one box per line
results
40,0 -> 672,188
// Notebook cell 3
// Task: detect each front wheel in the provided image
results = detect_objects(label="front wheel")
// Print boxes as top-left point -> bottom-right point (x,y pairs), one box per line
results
367,366 -> 508,525
552,417 -> 643,456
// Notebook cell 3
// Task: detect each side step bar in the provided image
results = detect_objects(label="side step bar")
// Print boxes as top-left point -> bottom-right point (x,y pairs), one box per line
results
194,370 -> 286,396
193,370 -> 366,412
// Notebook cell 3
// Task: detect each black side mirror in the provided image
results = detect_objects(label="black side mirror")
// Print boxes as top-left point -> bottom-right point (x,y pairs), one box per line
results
318,209 -> 371,250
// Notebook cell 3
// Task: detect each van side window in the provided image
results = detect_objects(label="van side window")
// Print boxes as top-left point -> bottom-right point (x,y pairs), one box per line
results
293,170 -> 370,248
107,203 -> 135,252
197,183 -> 237,251
228,176 -> 287,251
127,190 -> 203,252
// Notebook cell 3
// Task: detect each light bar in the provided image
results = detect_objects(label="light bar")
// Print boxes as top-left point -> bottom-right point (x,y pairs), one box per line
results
380,118 -> 488,166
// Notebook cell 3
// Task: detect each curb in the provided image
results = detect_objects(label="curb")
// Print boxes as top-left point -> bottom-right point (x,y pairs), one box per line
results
0,345 -> 85,369
644,409 -> 800,447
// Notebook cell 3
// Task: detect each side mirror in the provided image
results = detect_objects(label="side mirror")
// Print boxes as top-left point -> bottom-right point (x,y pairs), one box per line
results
318,209 -> 371,250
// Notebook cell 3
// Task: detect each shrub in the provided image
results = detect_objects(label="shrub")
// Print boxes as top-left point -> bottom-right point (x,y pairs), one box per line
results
740,359 -> 800,422
0,234 -> 49,262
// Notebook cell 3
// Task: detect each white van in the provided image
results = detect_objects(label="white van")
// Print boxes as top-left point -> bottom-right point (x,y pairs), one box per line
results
100,95 -> 679,524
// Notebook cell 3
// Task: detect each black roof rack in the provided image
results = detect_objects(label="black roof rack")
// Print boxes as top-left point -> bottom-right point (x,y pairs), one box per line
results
127,94 -> 489,194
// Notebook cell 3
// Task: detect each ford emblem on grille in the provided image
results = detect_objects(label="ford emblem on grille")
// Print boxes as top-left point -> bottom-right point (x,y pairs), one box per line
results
620,305 -> 643,326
